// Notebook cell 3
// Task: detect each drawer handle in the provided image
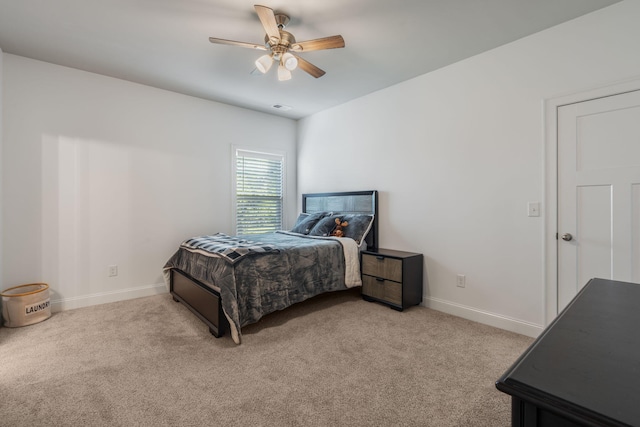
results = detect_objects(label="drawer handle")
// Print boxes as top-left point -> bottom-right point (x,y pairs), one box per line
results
376,256 -> 385,260
376,277 -> 384,282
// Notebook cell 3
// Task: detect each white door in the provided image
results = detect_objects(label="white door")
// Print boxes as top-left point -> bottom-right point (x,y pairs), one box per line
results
557,89 -> 640,311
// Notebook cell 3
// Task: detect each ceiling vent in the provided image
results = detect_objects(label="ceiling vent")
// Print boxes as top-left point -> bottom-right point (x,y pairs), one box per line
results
272,104 -> 292,111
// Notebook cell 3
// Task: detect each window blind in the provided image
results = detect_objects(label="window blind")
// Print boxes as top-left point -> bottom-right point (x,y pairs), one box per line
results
235,150 -> 283,235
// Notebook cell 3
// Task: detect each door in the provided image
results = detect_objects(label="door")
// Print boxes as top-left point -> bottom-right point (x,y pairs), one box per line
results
557,89 -> 640,311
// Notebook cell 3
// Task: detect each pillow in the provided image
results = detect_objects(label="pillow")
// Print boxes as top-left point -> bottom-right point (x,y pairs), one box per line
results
308,215 -> 342,237
340,214 -> 374,246
290,212 -> 327,235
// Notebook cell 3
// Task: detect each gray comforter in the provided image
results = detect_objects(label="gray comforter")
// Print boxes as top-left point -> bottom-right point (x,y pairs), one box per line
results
163,232 -> 351,344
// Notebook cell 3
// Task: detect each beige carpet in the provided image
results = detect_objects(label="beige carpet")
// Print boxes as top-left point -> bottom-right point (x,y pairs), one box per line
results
0,288 -> 532,426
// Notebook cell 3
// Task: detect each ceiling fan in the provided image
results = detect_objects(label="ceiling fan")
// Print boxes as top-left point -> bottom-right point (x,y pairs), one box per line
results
208,5 -> 345,81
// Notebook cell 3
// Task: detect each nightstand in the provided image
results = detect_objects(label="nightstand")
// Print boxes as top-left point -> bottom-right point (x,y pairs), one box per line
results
360,248 -> 423,311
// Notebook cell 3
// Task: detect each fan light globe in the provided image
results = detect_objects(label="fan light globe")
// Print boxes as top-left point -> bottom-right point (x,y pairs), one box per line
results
282,52 -> 298,71
255,54 -> 273,73
277,64 -> 292,81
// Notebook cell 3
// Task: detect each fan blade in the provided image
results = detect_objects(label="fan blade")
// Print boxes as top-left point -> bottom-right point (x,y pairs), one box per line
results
293,54 -> 326,78
209,37 -> 267,50
290,35 -> 345,52
254,5 -> 280,43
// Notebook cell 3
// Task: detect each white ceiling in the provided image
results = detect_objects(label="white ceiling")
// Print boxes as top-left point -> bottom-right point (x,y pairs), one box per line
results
0,0 -> 620,119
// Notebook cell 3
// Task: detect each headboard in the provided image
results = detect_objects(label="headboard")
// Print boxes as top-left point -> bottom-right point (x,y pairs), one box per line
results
302,190 -> 378,250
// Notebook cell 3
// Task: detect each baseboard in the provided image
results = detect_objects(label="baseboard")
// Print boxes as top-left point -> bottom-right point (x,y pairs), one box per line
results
51,283 -> 169,312
423,297 -> 544,338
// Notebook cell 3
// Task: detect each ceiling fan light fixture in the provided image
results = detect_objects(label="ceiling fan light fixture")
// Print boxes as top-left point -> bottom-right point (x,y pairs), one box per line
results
282,52 -> 298,71
255,54 -> 273,74
277,63 -> 292,81
209,5 -> 344,80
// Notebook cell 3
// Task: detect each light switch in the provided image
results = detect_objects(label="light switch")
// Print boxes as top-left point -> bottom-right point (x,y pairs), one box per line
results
528,202 -> 540,217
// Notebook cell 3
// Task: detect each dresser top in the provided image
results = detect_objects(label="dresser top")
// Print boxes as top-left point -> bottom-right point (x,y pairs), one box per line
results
497,278 -> 640,426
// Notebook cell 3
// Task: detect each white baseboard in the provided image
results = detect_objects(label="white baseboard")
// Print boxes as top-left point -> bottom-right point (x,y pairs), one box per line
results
51,283 -> 169,312
423,296 -> 544,338
47,286 -> 543,337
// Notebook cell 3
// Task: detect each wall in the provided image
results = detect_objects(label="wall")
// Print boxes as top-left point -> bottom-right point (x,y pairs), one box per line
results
297,1 -> 640,336
2,54 -> 297,311
0,47 -> 3,299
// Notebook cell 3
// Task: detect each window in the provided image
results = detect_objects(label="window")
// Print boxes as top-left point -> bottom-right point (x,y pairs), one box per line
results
234,148 -> 284,235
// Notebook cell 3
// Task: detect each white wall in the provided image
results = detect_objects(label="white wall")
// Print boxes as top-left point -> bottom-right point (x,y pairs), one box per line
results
298,1 -> 640,337
2,54 -> 297,311
0,47 -> 3,298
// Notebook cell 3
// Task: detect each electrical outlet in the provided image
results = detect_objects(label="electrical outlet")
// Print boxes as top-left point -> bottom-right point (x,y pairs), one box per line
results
108,265 -> 118,277
456,274 -> 466,288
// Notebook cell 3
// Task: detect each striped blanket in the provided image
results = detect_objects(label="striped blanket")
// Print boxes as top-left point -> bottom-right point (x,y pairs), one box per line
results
180,233 -> 279,264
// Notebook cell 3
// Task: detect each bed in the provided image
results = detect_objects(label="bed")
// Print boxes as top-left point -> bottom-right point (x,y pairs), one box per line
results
163,190 -> 378,344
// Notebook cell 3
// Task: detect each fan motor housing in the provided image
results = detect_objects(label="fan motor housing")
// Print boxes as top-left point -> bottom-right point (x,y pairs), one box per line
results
265,30 -> 296,53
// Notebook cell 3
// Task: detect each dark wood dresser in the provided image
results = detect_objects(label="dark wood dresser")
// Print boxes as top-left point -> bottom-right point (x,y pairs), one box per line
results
496,278 -> 640,427
360,248 -> 423,310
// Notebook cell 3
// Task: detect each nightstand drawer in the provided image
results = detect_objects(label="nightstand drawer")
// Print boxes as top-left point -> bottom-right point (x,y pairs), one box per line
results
361,254 -> 402,282
362,275 -> 402,306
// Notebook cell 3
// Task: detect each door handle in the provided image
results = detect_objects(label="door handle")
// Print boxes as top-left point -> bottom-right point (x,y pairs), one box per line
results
561,233 -> 573,241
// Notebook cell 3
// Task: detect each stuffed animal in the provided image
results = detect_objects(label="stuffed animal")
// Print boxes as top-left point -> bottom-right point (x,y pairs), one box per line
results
331,217 -> 349,238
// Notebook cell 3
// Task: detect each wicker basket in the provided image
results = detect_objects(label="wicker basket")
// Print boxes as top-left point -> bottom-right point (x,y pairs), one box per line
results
1,283 -> 51,327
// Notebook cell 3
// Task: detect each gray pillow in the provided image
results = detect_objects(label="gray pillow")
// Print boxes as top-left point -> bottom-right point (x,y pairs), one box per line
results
291,212 -> 327,235
341,214 -> 374,246
308,215 -> 342,237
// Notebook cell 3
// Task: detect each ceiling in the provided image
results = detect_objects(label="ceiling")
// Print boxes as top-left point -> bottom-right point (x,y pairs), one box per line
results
0,0 -> 621,120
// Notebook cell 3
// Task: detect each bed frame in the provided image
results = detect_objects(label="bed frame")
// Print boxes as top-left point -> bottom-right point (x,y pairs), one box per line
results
170,190 -> 378,338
